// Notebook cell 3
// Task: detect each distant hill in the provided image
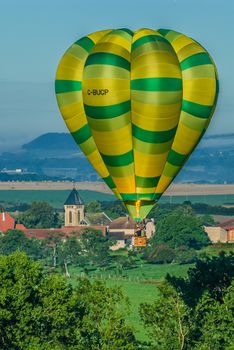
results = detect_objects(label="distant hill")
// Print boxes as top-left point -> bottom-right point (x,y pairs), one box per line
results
0,132 -> 233,184
22,133 -> 78,151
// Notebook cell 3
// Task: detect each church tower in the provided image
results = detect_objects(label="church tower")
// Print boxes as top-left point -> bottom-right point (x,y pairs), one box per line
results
64,188 -> 85,227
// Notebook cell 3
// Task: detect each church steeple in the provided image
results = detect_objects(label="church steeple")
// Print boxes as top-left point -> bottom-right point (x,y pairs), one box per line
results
64,187 -> 85,226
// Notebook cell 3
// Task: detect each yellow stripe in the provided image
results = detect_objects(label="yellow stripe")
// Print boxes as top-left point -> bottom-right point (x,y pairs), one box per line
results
101,33 -> 132,50
87,150 -> 109,178
132,90 -> 181,106
132,28 -> 160,42
180,111 -> 208,131
172,124 -> 201,154
79,137 -> 96,156
91,123 -> 132,155
64,111 -> 87,133
132,100 -> 181,116
56,91 -> 82,108
136,187 -> 156,194
183,78 -> 216,105
134,138 -> 172,154
182,65 -> 216,79
66,44 -> 88,61
108,163 -> 134,177
134,150 -> 168,177
177,42 -> 206,61
131,62 -> 181,79
133,112 -> 179,131
82,79 -> 130,106
87,29 -> 112,44
56,66 -> 84,81
57,54 -> 83,71
92,42 -> 130,61
132,51 -> 179,69
112,175 -> 136,193
131,41 -> 171,60
60,101 -> 83,119
171,35 -> 195,52
84,65 -> 129,79
155,175 -> 172,193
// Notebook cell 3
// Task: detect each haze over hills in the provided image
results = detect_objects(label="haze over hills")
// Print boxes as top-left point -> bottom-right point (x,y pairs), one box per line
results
0,132 -> 233,183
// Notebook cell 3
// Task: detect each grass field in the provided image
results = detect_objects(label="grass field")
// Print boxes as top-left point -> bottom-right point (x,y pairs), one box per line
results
0,190 -> 115,209
1,190 -> 234,209
160,194 -> 234,205
67,244 -> 234,341
69,262 -> 192,341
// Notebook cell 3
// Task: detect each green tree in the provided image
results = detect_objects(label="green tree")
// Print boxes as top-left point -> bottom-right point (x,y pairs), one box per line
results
140,281 -> 192,350
144,243 -> 176,264
86,200 -> 102,213
153,206 -> 210,249
193,283 -> 234,350
57,236 -> 81,277
140,253 -> 234,350
0,252 -> 137,350
101,200 -> 127,219
18,201 -> 59,228
44,231 -> 64,268
78,228 -> 112,268
0,229 -> 45,260
168,252 -> 234,306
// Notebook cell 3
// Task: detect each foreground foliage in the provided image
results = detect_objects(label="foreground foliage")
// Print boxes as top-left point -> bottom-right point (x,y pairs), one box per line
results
140,253 -> 234,350
0,252 -> 136,350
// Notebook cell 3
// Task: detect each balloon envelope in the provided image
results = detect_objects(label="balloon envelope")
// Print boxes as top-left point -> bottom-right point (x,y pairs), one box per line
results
55,28 -> 218,219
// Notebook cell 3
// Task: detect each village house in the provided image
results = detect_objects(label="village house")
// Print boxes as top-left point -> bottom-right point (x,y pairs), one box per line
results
2,188 -> 233,248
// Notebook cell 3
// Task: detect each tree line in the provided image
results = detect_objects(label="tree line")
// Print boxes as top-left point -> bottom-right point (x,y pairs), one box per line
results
0,252 -> 233,349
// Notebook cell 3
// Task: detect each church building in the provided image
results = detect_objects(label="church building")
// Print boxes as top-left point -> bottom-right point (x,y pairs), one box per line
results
64,188 -> 85,226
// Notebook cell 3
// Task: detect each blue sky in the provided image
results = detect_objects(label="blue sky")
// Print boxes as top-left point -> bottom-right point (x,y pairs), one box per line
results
0,0 -> 233,150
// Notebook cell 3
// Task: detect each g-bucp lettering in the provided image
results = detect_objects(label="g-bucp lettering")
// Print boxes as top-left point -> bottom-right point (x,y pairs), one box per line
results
87,89 -> 109,96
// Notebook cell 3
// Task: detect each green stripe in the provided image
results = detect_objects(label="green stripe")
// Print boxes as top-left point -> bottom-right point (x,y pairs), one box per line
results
136,176 -> 160,188
103,175 -> 116,189
157,29 -> 171,36
121,193 -> 155,200
163,31 -> 182,42
55,80 -> 82,94
84,101 -> 130,119
119,28 -> 134,36
181,52 -> 212,71
71,124 -> 91,144
167,150 -> 187,166
133,124 -> 177,144
101,150 -> 133,167
85,52 -> 130,71
88,113 -> 130,131
132,34 -> 168,51
131,78 -> 182,91
182,100 -> 213,119
154,193 -> 163,200
75,37 -> 94,52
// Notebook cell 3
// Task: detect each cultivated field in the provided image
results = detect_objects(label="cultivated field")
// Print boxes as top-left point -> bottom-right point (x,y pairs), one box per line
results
1,182 -> 234,208
1,181 -> 234,195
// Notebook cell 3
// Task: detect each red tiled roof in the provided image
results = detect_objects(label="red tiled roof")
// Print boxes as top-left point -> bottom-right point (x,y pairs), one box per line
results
61,225 -> 106,236
0,212 -> 15,232
15,223 -> 26,230
220,219 -> 234,230
109,216 -> 136,229
24,225 -> 107,240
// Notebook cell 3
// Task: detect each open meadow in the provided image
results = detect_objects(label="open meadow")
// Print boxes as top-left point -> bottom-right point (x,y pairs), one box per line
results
67,243 -> 234,341
69,262 -> 193,341
1,188 -> 234,210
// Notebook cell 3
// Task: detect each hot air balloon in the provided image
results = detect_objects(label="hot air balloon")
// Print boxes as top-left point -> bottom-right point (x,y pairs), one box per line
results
55,28 -> 218,247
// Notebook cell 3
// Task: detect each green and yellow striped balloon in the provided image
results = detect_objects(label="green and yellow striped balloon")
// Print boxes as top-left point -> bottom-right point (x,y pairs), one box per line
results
55,28 -> 218,220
